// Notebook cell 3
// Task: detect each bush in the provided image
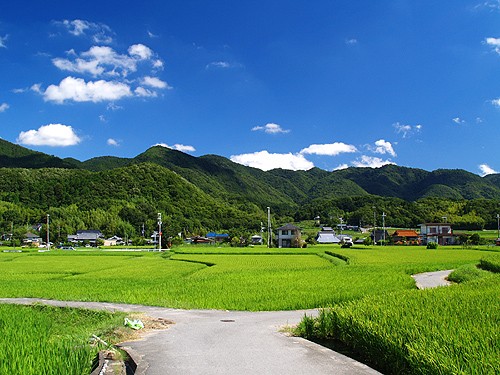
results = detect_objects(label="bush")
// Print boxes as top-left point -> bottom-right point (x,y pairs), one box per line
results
426,242 -> 438,249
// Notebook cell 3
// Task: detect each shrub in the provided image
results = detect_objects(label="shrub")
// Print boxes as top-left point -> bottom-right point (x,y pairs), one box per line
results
426,242 -> 438,249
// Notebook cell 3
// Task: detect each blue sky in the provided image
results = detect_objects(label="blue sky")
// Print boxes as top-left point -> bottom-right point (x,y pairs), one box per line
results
1,0 -> 499,175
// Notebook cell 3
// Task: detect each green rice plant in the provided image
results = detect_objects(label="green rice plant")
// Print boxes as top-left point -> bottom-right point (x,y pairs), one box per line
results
296,274 -> 500,374
0,246 -> 490,310
448,264 -> 489,283
479,253 -> 500,273
0,304 -> 125,374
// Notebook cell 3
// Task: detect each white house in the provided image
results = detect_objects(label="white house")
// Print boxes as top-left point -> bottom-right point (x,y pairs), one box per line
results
419,223 -> 455,245
277,224 -> 301,248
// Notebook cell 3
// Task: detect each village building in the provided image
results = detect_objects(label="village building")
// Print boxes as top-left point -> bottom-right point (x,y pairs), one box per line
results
316,226 -> 340,244
276,223 -> 301,248
419,223 -> 455,245
68,230 -> 104,247
392,229 -> 420,245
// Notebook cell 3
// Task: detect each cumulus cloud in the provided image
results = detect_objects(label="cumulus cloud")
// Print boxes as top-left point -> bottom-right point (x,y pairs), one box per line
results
393,122 -> 422,138
107,138 -> 119,146
372,139 -> 396,157
155,143 -> 196,153
300,142 -> 357,156
351,155 -> 395,168
0,103 -> 9,112
141,76 -> 171,89
452,117 -> 465,124
345,38 -> 358,45
43,76 -> 132,103
478,163 -> 498,176
334,164 -> 349,171
52,44 -> 158,77
230,150 -> 314,171
17,124 -> 81,147
251,123 -> 290,134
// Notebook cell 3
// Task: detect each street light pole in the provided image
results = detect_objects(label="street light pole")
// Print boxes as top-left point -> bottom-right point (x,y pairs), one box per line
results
339,217 -> 343,237
372,206 -> 376,244
157,213 -> 162,251
46,214 -> 50,250
267,207 -> 271,248
382,212 -> 386,245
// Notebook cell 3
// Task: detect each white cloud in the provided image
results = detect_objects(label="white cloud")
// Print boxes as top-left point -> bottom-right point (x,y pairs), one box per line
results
53,45 -> 154,77
452,117 -> 465,124
57,19 -> 113,43
491,98 -> 500,107
135,87 -> 157,97
372,139 -> 396,157
485,37 -> 500,54
154,143 -> 196,153
251,123 -> 290,134
300,142 -> 357,156
334,164 -> 349,171
206,61 -> 231,69
230,150 -> 314,171
107,138 -> 119,146
128,44 -> 153,60
345,38 -> 358,45
0,103 -> 9,112
393,122 -> 422,138
17,124 -> 81,147
476,117 -> 483,123
351,155 -> 396,168
0,34 -> 8,48
478,163 -> 498,176
43,76 -> 132,103
141,76 -> 171,89
31,83 -> 43,94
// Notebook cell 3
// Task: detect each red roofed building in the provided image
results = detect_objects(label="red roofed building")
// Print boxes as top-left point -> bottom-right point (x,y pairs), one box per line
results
392,229 -> 420,245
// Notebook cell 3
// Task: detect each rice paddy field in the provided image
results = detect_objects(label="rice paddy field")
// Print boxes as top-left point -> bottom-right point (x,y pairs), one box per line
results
1,244 -> 499,373
0,303 -> 126,374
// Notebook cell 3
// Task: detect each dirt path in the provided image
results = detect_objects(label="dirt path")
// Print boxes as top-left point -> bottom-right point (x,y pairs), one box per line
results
0,298 -> 381,375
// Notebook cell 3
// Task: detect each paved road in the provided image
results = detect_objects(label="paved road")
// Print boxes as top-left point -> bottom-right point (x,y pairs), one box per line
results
411,269 -> 453,289
0,298 -> 380,375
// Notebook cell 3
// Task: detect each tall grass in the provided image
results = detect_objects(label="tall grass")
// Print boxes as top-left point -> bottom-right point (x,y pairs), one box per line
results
0,304 -> 125,374
295,255 -> 500,374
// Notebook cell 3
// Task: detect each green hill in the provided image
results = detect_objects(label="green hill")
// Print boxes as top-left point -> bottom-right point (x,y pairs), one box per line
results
0,139 -> 76,169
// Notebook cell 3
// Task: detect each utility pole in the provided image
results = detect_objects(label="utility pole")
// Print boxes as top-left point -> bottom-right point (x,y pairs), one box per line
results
382,212 -> 386,245
497,213 -> 499,240
46,214 -> 50,250
372,206 -> 376,244
339,217 -> 343,237
267,207 -> 271,248
157,213 -> 162,251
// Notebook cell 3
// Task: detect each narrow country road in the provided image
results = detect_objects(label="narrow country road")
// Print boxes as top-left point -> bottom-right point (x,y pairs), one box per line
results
0,298 -> 381,375
411,269 -> 453,289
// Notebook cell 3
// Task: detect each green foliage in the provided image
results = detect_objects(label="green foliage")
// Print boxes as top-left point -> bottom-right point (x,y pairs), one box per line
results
0,304 -> 125,374
447,264 -> 489,283
479,254 -> 500,273
426,242 -> 439,249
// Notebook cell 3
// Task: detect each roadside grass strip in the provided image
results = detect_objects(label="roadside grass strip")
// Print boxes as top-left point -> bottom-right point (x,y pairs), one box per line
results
0,303 -> 126,374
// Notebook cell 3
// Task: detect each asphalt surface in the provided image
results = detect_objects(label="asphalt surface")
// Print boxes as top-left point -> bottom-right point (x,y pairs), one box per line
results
411,269 -> 453,289
0,298 -> 381,374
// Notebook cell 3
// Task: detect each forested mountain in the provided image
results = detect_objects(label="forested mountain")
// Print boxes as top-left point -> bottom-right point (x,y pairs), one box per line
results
0,139 -> 499,241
